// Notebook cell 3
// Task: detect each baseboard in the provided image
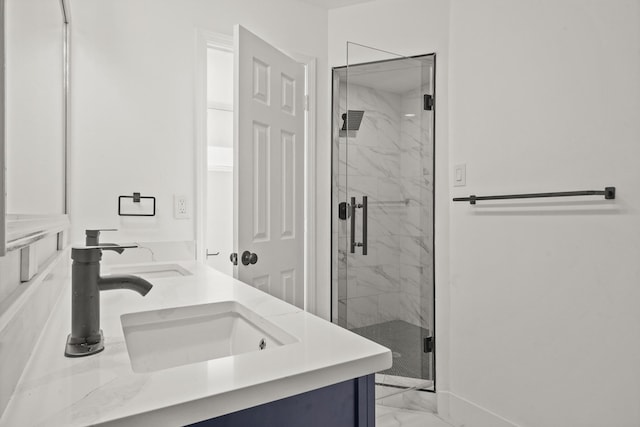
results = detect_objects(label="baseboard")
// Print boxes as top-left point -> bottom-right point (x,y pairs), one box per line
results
436,391 -> 450,420
436,391 -> 520,427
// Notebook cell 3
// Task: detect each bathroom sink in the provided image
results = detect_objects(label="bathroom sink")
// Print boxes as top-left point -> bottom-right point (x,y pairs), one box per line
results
121,301 -> 298,373
104,263 -> 192,279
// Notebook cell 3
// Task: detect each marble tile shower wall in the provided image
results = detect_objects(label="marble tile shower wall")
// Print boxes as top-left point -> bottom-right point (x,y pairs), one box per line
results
334,82 -> 433,332
399,88 -> 433,333
341,83 -> 402,329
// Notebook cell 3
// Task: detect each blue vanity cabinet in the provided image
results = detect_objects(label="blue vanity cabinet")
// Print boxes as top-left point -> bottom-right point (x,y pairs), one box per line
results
188,374 -> 375,427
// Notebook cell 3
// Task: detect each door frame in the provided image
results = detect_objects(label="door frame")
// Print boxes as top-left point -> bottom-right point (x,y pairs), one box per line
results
194,29 -> 317,313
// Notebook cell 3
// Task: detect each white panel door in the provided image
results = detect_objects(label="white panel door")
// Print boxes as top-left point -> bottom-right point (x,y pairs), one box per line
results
234,25 -> 305,308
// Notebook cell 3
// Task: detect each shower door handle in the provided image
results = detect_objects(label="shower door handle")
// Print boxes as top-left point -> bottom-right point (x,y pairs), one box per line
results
350,197 -> 357,253
361,196 -> 368,255
350,196 -> 368,256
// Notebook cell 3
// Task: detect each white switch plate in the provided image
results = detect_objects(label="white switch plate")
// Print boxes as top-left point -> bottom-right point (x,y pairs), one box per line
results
454,164 -> 466,187
174,194 -> 189,219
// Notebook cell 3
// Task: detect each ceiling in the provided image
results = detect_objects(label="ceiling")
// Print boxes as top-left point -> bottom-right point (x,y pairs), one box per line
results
295,0 -> 376,9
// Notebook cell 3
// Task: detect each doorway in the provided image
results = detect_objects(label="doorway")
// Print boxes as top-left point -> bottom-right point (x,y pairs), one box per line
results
195,28 -> 317,311
204,42 -> 234,276
331,43 -> 436,392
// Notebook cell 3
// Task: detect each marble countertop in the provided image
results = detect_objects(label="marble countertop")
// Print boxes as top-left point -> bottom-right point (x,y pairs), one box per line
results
0,262 -> 391,426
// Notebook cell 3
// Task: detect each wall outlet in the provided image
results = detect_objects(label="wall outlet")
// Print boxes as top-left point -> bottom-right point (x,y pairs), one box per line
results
174,194 -> 189,219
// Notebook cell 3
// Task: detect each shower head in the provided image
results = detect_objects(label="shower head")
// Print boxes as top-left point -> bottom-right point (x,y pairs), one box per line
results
341,110 -> 365,131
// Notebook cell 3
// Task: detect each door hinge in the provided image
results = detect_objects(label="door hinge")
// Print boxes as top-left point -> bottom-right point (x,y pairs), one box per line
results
338,201 -> 350,220
423,94 -> 434,111
304,94 -> 309,112
423,336 -> 434,353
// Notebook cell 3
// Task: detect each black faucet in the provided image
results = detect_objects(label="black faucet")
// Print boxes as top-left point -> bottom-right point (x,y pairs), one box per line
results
64,245 -> 153,357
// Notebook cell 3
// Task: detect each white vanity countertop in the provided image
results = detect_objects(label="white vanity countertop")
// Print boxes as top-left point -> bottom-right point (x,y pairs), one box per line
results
0,262 -> 391,426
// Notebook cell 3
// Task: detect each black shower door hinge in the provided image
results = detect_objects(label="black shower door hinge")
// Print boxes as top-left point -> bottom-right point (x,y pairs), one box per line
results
423,336 -> 434,353
338,201 -> 350,220
423,94 -> 434,111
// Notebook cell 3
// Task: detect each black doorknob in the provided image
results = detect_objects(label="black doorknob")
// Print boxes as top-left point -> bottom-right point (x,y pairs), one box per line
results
230,252 -> 238,265
241,250 -> 258,266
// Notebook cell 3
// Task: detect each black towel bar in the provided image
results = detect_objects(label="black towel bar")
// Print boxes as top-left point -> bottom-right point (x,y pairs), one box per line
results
453,187 -> 615,205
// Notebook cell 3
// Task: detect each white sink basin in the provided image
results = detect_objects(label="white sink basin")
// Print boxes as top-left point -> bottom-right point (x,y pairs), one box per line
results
105,263 -> 192,279
121,301 -> 298,373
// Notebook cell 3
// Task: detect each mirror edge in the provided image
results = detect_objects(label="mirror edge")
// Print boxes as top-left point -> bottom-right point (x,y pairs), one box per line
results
1,0 -> 6,256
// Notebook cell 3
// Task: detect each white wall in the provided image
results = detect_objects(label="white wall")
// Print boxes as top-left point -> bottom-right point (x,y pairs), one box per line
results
68,0 -> 329,261
328,0 -> 452,393
448,1 -> 640,426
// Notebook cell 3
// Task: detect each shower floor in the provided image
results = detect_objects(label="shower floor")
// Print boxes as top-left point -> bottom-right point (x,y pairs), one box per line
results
351,320 -> 431,380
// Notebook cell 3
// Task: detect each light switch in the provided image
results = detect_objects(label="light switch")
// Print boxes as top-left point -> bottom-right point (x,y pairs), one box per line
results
454,164 -> 466,187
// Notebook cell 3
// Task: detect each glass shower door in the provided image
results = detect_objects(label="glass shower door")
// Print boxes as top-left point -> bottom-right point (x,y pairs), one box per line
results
332,43 -> 435,389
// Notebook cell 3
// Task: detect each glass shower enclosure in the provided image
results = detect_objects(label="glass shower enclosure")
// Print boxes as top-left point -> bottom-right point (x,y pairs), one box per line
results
331,43 -> 435,391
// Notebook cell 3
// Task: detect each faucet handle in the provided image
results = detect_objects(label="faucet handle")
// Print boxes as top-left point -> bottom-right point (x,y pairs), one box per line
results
85,229 -> 118,246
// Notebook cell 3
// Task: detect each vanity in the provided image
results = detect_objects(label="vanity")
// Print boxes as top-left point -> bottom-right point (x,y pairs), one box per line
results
0,258 -> 391,426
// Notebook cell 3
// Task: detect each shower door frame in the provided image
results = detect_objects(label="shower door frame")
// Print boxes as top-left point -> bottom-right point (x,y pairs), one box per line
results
330,53 -> 437,391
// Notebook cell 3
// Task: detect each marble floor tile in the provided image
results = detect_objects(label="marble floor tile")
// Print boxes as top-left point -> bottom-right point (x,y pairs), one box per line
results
376,405 -> 454,427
